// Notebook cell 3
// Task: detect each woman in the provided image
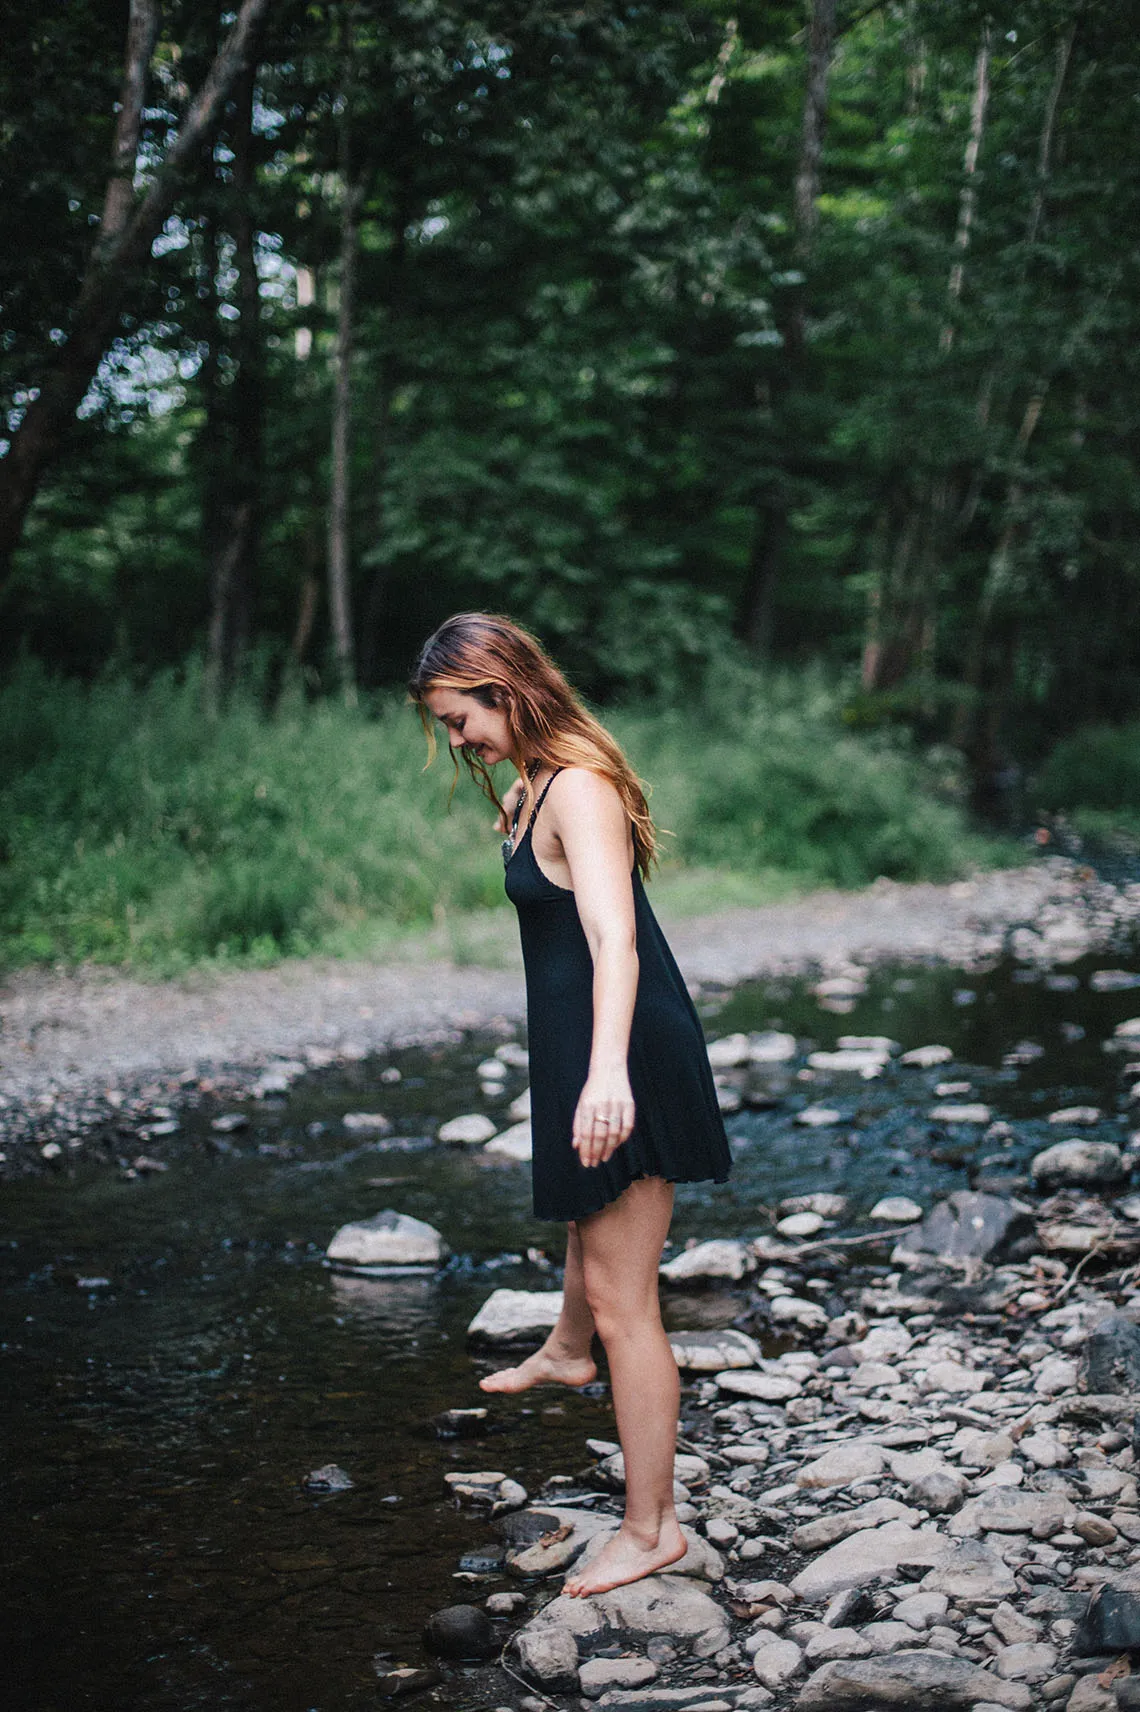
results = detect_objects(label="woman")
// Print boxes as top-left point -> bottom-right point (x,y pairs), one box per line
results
411,613 -> 730,1597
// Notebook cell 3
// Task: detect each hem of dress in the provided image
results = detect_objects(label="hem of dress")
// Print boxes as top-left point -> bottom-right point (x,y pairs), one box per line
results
532,1166 -> 731,1224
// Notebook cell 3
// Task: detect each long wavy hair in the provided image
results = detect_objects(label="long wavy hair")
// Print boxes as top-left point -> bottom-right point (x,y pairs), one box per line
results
409,612 -> 658,878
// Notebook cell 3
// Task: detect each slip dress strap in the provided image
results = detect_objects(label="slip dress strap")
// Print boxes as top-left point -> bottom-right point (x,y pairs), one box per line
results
508,767 -> 564,848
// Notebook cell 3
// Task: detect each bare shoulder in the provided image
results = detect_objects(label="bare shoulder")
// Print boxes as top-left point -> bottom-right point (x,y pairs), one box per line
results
548,767 -> 624,816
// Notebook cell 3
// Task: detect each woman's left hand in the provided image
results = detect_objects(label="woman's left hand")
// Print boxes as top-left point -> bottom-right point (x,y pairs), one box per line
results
572,1069 -> 635,1168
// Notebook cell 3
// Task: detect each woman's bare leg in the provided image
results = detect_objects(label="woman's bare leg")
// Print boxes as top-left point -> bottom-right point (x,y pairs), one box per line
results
563,1177 -> 685,1596
479,1221 -> 598,1393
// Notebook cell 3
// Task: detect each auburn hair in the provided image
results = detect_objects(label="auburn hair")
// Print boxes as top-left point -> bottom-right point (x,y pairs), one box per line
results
409,612 -> 658,878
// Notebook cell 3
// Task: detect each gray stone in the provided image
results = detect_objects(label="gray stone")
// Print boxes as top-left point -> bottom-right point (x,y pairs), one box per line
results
803,1628 -> 873,1662
715,1369 -> 803,1402
485,1590 -> 527,1615
593,1690 -> 740,1711
905,1470 -> 967,1514
1031,1140 -> 1126,1188
918,1359 -> 990,1394
789,1520 -> 948,1603
438,1113 -> 498,1144
505,1506 -> 616,1576
891,1591 -> 949,1630
1034,1354 -> 1079,1396
660,1240 -> 755,1283
861,1620 -> 920,1652
1081,1313 -> 1140,1394
483,1120 -> 533,1161
795,1650 -> 1032,1709
302,1462 -> 353,1492
930,1103 -> 992,1124
797,1107 -> 844,1128
596,1450 -> 710,1492
326,1209 -> 447,1269
796,1442 -> 887,1489
1074,1582 -> 1140,1656
509,1624 -> 580,1691
466,1288 -> 563,1342
948,1486 -> 1072,1537
750,1030 -> 799,1063
918,1539 -> 1017,1605
950,1428 -> 1015,1468
579,1657 -> 658,1698
444,1471 -> 527,1511
894,1192 -> 1032,1268
792,1498 -> 920,1553
752,1637 -> 803,1687
522,1575 -> 730,1656
341,1111 -> 392,1133
991,1603 -> 1040,1645
993,1641 -> 1057,1681
422,1604 -> 497,1659
900,1044 -> 954,1068
870,1196 -> 924,1222
669,1329 -> 762,1372
777,1211 -> 827,1238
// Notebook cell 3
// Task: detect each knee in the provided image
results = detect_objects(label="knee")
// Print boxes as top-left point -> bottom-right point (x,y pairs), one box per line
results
582,1266 -> 653,1346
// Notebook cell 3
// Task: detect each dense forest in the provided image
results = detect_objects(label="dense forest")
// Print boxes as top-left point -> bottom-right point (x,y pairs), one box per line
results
1,1 -> 1139,965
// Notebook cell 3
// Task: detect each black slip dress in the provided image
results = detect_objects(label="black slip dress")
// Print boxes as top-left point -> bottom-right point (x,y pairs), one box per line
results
504,770 -> 732,1221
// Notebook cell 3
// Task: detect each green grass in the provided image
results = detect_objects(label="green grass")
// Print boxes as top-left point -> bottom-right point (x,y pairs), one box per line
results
0,659 -> 1015,972
1031,723 -> 1140,845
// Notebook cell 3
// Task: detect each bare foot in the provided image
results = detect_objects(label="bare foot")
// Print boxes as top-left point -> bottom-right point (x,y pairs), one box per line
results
478,1345 -> 597,1395
562,1520 -> 687,1596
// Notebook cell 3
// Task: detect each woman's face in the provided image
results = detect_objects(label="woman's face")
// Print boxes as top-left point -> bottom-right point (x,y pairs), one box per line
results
424,686 -> 515,768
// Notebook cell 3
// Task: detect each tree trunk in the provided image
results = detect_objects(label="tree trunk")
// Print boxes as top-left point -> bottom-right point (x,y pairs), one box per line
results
0,0 -> 273,583
788,0 -> 837,361
940,24 -> 992,353
327,3 -> 362,705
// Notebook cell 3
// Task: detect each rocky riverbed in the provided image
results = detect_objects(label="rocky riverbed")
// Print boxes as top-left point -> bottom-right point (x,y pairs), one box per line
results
3,856 -> 1139,1181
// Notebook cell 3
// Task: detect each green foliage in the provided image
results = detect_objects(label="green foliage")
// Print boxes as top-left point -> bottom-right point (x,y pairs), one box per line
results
1032,725 -> 1140,835
0,662 -> 1008,971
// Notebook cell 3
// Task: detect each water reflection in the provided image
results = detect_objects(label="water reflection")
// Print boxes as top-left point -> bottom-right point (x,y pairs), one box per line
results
328,1269 -> 440,1337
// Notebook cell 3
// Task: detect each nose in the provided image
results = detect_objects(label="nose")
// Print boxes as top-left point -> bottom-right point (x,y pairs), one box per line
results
448,729 -> 466,748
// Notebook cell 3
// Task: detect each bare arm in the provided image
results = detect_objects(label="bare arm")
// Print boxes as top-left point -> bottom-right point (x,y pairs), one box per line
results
546,770 -> 638,1168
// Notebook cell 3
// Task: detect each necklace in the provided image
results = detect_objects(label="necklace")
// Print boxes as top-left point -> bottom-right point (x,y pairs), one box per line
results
502,760 -> 541,869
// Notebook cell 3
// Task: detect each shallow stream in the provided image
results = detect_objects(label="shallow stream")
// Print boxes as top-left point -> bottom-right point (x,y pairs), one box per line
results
4,951 -> 1140,1710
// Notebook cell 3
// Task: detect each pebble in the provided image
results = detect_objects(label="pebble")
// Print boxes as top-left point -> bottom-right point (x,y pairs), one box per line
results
869,1195 -> 923,1221
437,1113 -> 498,1144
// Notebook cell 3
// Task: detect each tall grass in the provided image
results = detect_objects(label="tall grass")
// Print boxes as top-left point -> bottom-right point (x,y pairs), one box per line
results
0,659 -> 1009,971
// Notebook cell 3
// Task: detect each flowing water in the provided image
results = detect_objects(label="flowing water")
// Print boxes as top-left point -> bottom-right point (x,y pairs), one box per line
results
4,952 -> 1140,1711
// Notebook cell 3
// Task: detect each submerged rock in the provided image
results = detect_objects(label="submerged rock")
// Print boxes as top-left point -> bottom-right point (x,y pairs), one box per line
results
422,1603 -> 496,1659
1031,1139 -> 1126,1187
326,1209 -> 447,1269
301,1462 -> 353,1492
893,1190 -> 1031,1268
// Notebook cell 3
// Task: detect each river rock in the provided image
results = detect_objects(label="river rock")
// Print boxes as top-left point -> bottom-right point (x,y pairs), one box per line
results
444,1470 -> 528,1511
796,1106 -> 843,1127
918,1538 -> 1017,1604
302,1462 -> 353,1492
483,1119 -> 533,1161
467,1288 -> 563,1342
1081,1312 -> 1140,1393
1033,1354 -> 1079,1395
870,1196 -> 923,1222
660,1240 -> 755,1283
770,1294 -> 829,1330
505,1507 -> 616,1576
509,1623 -> 581,1691
994,1641 -> 1057,1681
948,1486 -> 1072,1537
891,1591 -> 949,1630
1049,1106 -> 1103,1125
930,1103 -> 992,1124
752,1637 -> 802,1687
894,1191 -> 1031,1267
782,1192 -> 850,1219
796,1442 -> 887,1489
522,1575 -> 730,1655
669,1329 -> 761,1371
1019,1427 -> 1072,1468
900,1044 -> 954,1068
796,1650 -> 1032,1709
918,1359 -> 989,1394
1115,1018 -> 1140,1044
905,1470 -> 966,1514
807,1050 -> 887,1077
707,1033 -> 753,1068
1031,1140 -> 1126,1187
342,1111 -> 392,1133
951,1427 -> 1015,1467
714,1370 -> 803,1401
422,1604 -> 496,1659
776,1211 -> 826,1238
789,1521 -> 947,1603
792,1498 -> 920,1552
751,1031 -> 799,1062
579,1657 -> 658,1697
1074,1581 -> 1140,1656
326,1209 -> 447,1269
438,1113 -> 498,1144
375,1666 -> 442,1697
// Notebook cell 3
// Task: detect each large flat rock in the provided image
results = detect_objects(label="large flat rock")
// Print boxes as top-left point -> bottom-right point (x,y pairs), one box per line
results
796,1649 -> 1032,1708
467,1288 -> 563,1342
790,1520 -> 947,1603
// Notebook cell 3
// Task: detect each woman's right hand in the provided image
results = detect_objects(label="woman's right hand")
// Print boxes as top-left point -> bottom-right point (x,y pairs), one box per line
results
496,776 -> 525,835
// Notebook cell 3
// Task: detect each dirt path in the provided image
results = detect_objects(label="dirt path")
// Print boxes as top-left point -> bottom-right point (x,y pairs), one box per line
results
2,858 -> 1134,1129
